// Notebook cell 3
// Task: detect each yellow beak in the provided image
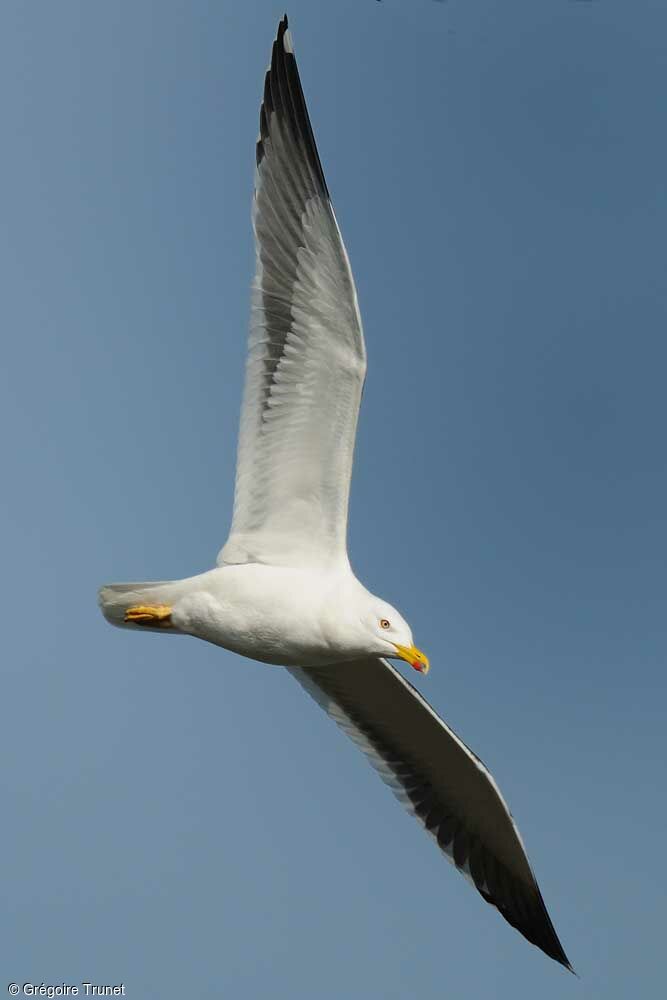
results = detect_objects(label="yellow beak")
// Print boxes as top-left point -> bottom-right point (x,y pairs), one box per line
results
393,643 -> 430,675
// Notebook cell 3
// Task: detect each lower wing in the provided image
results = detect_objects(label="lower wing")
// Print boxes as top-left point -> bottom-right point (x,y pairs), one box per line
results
288,657 -> 572,971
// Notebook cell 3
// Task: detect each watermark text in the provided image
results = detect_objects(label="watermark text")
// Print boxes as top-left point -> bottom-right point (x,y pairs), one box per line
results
8,986 -> 126,998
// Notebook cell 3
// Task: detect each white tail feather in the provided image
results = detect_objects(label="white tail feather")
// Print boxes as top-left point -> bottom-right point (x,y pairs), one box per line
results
98,580 -> 182,633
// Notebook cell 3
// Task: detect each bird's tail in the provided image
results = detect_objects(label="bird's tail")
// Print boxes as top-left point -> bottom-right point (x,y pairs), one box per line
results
98,580 -> 183,634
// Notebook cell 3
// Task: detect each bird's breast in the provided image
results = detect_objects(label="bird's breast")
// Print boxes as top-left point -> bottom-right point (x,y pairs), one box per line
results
170,565 -> 336,667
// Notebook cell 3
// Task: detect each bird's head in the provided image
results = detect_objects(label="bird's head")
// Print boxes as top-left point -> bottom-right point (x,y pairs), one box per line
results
362,599 -> 430,675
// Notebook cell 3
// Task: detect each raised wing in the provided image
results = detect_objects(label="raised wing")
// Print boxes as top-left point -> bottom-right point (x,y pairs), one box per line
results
219,16 -> 366,569
289,658 -> 573,971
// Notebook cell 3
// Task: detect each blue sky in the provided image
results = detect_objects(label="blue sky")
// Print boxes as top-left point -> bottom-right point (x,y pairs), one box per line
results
2,1 -> 666,996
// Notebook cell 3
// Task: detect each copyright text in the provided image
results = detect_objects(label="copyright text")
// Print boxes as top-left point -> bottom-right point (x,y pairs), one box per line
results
8,987 -> 125,998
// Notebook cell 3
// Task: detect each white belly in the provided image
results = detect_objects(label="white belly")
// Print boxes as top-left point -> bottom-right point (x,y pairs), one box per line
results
169,563 -> 342,667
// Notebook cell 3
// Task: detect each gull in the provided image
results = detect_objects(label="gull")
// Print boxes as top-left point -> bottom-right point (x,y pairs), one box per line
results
99,15 -> 572,971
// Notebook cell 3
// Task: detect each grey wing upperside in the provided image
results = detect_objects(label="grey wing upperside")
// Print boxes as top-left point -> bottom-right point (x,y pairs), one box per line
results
288,657 -> 573,971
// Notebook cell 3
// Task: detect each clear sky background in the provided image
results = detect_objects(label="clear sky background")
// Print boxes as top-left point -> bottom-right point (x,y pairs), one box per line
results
2,1 -> 665,996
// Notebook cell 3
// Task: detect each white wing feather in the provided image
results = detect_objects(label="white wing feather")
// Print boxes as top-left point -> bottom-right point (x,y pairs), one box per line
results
219,19 -> 366,569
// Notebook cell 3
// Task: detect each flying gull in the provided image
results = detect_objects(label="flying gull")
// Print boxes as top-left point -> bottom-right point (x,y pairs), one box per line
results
99,15 -> 572,972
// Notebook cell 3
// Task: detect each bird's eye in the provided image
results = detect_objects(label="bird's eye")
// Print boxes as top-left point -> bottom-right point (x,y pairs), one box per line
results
380,618 -> 391,630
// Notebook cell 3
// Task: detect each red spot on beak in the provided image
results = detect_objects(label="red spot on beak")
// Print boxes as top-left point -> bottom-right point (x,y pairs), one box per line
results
412,660 -> 422,672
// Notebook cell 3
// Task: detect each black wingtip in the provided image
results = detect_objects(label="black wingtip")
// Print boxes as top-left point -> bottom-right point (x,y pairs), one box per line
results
256,12 -> 330,200
276,14 -> 292,55
551,938 -> 575,972
561,950 -> 577,976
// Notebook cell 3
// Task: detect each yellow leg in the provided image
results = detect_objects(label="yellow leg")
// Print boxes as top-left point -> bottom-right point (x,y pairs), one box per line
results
124,604 -> 173,628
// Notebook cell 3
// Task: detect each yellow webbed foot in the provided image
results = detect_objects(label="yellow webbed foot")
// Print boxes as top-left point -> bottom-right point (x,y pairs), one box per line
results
124,604 -> 173,628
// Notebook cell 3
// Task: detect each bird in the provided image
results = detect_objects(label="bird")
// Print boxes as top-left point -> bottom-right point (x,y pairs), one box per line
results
98,15 -> 572,972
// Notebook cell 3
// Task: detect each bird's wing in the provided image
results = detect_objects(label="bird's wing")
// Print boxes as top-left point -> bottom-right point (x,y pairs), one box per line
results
288,657 -> 572,971
218,16 -> 366,570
